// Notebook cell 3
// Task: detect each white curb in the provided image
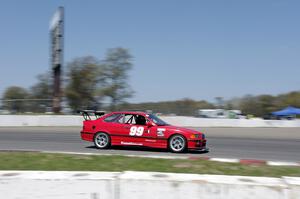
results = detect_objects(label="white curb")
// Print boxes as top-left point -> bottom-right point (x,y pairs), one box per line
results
267,161 -> 300,167
210,158 -> 240,163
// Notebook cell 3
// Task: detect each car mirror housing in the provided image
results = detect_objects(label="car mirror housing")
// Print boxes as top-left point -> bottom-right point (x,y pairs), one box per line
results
147,122 -> 154,127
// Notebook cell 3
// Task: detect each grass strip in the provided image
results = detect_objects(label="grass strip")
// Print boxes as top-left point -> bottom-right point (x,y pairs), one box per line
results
0,152 -> 299,177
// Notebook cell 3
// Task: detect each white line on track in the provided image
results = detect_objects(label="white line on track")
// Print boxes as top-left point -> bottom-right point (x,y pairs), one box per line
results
266,161 -> 300,167
210,158 -> 240,163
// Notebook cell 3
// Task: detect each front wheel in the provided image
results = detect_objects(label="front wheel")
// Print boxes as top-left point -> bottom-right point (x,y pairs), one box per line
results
94,132 -> 110,149
168,134 -> 186,153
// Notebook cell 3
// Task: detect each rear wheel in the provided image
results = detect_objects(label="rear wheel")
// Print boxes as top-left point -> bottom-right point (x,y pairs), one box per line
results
169,134 -> 186,153
94,132 -> 110,149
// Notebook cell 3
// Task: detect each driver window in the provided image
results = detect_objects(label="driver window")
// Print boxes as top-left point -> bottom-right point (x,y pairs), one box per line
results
118,114 -> 146,125
135,115 -> 147,125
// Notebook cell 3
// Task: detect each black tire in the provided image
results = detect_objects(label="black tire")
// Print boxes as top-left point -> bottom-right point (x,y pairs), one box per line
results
168,134 -> 187,153
94,132 -> 111,149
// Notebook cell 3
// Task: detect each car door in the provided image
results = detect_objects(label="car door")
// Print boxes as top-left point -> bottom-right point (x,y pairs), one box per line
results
117,114 -> 157,146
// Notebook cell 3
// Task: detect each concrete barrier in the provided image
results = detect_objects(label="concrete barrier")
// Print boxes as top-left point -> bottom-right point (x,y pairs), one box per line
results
0,115 -> 84,127
162,116 -> 300,127
0,115 -> 300,127
0,171 -> 119,199
0,171 -> 299,199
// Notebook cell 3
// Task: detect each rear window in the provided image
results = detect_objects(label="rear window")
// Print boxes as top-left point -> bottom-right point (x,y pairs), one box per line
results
103,113 -> 122,122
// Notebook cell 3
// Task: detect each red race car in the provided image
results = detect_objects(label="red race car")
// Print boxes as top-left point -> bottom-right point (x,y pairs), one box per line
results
79,110 -> 208,153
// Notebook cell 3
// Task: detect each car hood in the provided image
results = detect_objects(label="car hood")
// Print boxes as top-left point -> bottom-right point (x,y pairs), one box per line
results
165,125 -> 203,135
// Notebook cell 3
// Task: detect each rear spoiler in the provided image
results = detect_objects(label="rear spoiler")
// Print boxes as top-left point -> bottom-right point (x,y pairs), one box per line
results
77,110 -> 106,121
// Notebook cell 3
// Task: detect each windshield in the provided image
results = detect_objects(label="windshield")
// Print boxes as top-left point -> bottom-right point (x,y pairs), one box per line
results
148,114 -> 169,126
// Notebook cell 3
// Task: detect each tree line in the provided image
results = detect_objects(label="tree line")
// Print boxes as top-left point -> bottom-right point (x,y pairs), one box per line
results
1,48 -> 133,113
115,92 -> 300,117
224,92 -> 300,117
1,46 -> 299,117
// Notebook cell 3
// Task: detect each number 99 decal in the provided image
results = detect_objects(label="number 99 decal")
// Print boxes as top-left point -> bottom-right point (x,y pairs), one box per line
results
129,126 -> 144,136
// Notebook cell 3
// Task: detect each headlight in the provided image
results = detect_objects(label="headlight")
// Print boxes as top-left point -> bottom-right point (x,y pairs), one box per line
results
190,134 -> 200,139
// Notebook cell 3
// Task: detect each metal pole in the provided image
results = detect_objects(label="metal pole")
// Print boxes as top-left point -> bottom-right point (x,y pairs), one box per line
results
50,6 -> 64,113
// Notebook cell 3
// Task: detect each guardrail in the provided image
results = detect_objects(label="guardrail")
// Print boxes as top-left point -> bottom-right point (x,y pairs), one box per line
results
0,171 -> 299,199
0,115 -> 300,127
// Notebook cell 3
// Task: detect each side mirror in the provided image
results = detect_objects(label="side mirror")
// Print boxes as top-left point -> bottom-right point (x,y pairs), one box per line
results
147,122 -> 154,127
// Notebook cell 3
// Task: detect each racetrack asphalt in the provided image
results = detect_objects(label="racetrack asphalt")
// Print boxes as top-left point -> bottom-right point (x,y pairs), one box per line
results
0,127 -> 299,162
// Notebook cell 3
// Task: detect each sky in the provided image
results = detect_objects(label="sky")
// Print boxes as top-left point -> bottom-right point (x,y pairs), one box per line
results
0,0 -> 299,103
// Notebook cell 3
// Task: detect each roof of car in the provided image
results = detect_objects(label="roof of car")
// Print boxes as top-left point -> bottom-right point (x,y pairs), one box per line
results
109,111 -> 149,115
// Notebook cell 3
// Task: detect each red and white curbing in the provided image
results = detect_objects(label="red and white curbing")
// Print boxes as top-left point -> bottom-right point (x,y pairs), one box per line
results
193,156 -> 300,167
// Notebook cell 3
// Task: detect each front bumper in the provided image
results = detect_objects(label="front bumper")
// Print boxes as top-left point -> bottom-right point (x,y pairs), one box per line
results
190,147 -> 209,152
187,139 -> 207,150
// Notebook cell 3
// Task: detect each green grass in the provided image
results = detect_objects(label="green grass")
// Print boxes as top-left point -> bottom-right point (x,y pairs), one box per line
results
0,152 -> 299,177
